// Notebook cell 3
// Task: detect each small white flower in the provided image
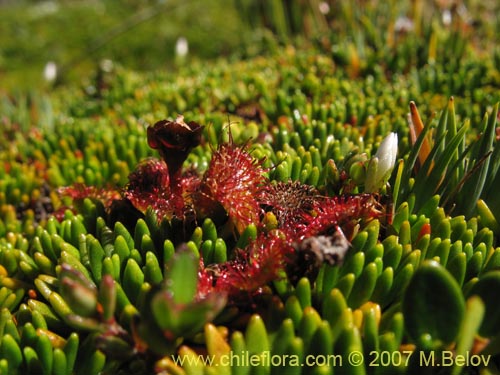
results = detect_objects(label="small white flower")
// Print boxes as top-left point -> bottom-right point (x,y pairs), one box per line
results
442,9 -> 452,26
394,16 -> 414,33
175,37 -> 189,58
43,61 -> 57,82
365,132 -> 398,192
99,59 -> 114,73
319,2 -> 330,15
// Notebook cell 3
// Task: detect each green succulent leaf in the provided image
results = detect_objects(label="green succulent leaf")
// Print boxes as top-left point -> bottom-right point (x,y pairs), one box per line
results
165,246 -> 198,305
205,323 -> 231,375
451,296 -> 485,375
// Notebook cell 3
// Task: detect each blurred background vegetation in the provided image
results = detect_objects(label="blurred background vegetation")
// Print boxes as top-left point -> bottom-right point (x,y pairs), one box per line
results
1,0 -> 498,91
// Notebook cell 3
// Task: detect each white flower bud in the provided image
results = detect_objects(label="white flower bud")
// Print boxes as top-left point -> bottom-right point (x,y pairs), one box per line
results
365,132 -> 398,192
43,61 -> 57,83
175,37 -> 189,58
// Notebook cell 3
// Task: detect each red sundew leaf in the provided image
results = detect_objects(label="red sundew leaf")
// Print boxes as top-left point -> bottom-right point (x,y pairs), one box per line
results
196,266 -> 215,300
208,232 -> 292,296
58,183 -> 121,209
196,141 -> 267,233
295,194 -> 384,242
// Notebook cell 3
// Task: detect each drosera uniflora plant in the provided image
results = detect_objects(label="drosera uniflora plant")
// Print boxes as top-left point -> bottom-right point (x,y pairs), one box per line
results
56,114 -> 393,297
112,116 -> 392,296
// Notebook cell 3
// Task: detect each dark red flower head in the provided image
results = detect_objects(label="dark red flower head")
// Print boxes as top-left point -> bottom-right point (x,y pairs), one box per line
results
147,115 -> 203,177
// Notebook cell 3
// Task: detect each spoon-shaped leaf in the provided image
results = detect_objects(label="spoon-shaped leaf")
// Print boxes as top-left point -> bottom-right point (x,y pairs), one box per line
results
467,271 -> 500,338
403,260 -> 465,350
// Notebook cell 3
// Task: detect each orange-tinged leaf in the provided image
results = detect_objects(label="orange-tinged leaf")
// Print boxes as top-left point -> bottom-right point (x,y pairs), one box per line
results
409,101 -> 433,172
204,323 -> 231,375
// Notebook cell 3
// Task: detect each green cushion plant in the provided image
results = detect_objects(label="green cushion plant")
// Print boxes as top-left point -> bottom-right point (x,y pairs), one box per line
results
1,2 -> 500,375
